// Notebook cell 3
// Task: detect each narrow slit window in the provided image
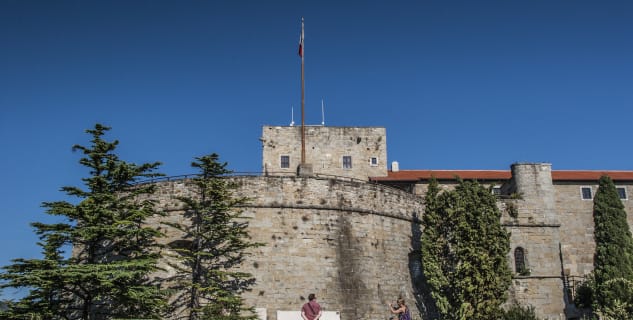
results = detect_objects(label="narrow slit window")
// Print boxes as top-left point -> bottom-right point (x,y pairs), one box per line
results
514,247 -> 526,274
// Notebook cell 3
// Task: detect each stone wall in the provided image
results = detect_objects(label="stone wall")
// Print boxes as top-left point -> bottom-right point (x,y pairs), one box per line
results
143,165 -> 633,320
510,278 -> 565,319
411,164 -> 568,319
261,126 -> 388,180
409,164 -> 633,319
554,181 -> 633,278
148,175 -> 425,320
505,225 -> 565,318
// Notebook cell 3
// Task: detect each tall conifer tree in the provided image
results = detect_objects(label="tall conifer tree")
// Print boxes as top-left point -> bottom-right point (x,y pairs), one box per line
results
592,175 -> 633,314
1,124 -> 166,319
421,180 -> 512,320
420,179 -> 446,316
164,154 -> 259,320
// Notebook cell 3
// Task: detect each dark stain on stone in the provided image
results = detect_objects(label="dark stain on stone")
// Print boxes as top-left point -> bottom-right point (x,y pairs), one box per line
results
336,217 -> 368,319
259,290 -> 265,296
337,193 -> 351,208
253,262 -> 259,268
327,179 -> 336,191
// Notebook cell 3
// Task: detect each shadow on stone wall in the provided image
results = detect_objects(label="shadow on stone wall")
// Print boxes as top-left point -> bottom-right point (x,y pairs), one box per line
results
336,216 -> 368,319
559,242 -> 584,319
409,212 -> 439,320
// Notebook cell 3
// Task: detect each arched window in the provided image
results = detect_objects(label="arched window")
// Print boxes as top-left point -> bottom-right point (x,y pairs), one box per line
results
514,247 -> 526,274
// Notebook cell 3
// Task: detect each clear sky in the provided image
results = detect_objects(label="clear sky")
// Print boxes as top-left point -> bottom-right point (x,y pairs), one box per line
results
1,0 -> 632,299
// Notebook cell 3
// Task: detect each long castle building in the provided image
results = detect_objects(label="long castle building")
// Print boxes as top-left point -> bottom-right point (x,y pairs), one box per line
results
150,125 -> 633,320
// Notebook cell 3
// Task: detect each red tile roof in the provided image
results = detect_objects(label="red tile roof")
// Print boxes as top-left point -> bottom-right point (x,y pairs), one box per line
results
370,170 -> 511,181
370,170 -> 633,182
552,171 -> 633,181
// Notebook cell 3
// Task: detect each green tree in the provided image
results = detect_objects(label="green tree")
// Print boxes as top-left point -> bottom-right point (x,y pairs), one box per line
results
1,124 -> 166,319
164,154 -> 260,320
419,179 -> 446,316
421,179 -> 512,320
0,223 -> 70,319
594,278 -> 633,319
592,175 -> 633,315
501,303 -> 541,320
573,272 -> 595,309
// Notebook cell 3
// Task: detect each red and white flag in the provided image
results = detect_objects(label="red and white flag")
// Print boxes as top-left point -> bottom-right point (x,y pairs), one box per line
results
298,18 -> 304,58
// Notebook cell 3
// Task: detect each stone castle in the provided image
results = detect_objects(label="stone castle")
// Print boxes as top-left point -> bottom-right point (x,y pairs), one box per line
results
149,125 -> 633,320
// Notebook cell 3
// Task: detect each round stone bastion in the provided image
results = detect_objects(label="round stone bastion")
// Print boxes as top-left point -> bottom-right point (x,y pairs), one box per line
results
146,175 -> 426,320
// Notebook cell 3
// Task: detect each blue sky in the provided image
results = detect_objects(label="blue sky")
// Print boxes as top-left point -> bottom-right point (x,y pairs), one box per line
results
1,0 -> 632,299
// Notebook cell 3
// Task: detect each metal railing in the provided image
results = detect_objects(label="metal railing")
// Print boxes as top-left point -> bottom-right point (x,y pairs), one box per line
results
565,275 -> 586,302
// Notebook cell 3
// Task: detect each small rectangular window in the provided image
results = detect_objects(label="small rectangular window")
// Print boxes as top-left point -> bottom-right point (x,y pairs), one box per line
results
343,156 -> 352,169
280,155 -> 290,168
581,187 -> 593,200
617,187 -> 628,200
492,186 -> 501,196
370,157 -> 378,166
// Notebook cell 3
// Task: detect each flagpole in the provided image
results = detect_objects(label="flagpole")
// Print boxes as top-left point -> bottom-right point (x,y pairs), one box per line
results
300,17 -> 306,165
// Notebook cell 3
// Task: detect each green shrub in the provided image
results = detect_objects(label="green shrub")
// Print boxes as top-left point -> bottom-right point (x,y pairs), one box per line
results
574,274 -> 595,309
502,303 -> 540,320
594,278 -> 633,319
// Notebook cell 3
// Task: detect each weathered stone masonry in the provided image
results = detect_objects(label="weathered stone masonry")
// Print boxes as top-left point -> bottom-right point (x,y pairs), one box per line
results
148,175 -> 425,320
396,163 -> 633,319
144,125 -> 633,320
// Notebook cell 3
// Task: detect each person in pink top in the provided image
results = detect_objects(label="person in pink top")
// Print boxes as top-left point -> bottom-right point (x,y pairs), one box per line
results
301,293 -> 322,320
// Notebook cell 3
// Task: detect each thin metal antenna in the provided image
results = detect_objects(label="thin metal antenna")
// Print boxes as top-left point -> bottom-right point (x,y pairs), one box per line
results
290,105 -> 295,126
321,97 -> 325,126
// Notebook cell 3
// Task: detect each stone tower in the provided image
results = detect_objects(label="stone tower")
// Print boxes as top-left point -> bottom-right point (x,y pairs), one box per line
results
505,163 -> 566,317
260,126 -> 388,180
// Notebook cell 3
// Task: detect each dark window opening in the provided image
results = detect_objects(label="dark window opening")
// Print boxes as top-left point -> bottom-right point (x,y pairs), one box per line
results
617,187 -> 627,200
581,187 -> 592,200
343,156 -> 352,169
280,155 -> 290,168
515,247 -> 527,275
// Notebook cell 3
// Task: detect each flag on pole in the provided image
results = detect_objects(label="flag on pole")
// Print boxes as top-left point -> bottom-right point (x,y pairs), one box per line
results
298,18 -> 304,57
